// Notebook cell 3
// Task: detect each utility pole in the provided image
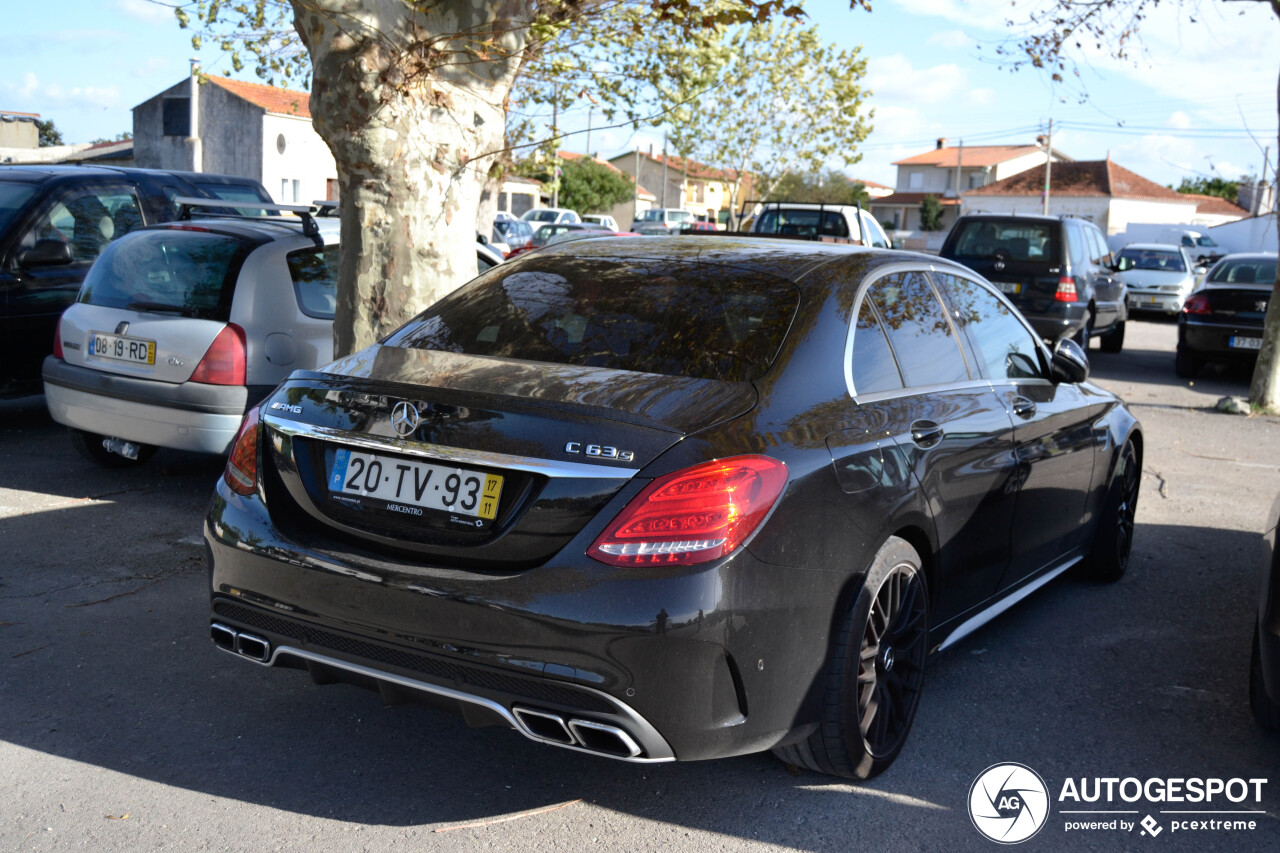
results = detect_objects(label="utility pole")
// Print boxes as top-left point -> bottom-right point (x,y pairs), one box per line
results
633,147 -> 640,223
586,107 -> 594,157
551,84 -> 559,209
1042,119 -> 1053,216
954,139 -> 963,224
661,132 -> 668,208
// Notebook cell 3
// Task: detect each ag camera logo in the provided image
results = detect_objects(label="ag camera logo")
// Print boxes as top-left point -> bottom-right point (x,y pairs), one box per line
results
969,763 -> 1050,844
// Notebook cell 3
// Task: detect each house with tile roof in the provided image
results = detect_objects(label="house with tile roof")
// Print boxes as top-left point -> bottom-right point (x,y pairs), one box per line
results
558,150 -> 656,228
962,158 -> 1202,235
870,138 -> 1071,235
132,74 -> 337,206
607,149 -> 752,228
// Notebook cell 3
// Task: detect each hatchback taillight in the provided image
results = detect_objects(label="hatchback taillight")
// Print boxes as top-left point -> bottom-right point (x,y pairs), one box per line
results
1054,277 -> 1078,302
53,315 -> 64,360
191,324 -> 247,385
223,405 -> 261,496
1183,293 -> 1212,315
588,456 -> 788,567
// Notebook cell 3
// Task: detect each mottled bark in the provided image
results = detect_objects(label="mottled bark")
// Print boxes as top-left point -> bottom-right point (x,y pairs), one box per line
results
292,0 -> 530,357
1249,15 -> 1280,411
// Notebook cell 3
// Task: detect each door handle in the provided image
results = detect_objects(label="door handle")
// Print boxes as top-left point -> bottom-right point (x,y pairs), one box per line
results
909,420 -> 944,449
1012,397 -> 1037,419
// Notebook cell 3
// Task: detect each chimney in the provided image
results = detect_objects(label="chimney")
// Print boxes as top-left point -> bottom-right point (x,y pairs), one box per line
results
936,137 -> 948,150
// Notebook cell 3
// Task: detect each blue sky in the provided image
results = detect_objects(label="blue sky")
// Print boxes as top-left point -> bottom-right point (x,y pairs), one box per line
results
3,0 -> 1276,192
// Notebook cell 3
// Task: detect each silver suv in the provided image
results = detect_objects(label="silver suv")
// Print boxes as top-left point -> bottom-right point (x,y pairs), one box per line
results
43,199 -> 339,466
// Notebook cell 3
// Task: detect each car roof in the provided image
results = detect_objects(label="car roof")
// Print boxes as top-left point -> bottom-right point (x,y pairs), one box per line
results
1121,243 -> 1184,251
536,235 -> 939,285
0,164 -> 263,186
144,215 -> 339,244
1215,252 -> 1277,261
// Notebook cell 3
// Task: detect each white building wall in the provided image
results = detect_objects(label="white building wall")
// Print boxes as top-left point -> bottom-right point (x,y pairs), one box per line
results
260,113 -> 337,206
992,151 -> 1050,182
1105,198 -> 1197,235
1208,216 -> 1279,255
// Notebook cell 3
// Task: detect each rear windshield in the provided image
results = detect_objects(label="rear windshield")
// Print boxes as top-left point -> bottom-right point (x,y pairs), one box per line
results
1116,248 -> 1186,273
1208,257 -> 1276,285
287,245 -> 339,318
755,209 -> 849,238
0,180 -> 38,234
385,257 -> 800,382
949,220 -> 1059,262
77,228 -> 249,320
193,182 -> 275,216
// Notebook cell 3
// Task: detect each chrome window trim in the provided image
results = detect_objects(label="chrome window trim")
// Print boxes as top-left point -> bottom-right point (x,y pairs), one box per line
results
843,261 -> 978,400
262,414 -> 639,480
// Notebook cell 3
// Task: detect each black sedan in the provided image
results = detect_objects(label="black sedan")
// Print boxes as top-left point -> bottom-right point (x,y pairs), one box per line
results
1176,253 -> 1277,378
206,237 -> 1142,780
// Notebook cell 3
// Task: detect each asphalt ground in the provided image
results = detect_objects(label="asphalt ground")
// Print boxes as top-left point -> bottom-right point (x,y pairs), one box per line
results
2,315 -> 1279,852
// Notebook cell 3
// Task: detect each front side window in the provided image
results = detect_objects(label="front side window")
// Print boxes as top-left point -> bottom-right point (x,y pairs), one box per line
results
936,273 -> 1044,381
385,257 -> 800,383
867,271 -> 969,387
19,186 -> 145,264
287,245 -> 339,318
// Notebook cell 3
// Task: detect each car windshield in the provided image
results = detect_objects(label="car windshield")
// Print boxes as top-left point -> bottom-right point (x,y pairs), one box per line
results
637,210 -> 664,222
1116,249 -> 1187,273
524,210 -> 560,222
949,220 -> 1058,261
77,229 -> 250,320
192,182 -> 274,217
1197,236 -> 1219,247
1208,258 -> 1277,285
755,209 -> 849,239
0,180 -> 38,235
385,256 -> 800,382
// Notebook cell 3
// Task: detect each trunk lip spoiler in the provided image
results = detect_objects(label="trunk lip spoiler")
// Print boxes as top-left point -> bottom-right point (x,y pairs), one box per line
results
263,413 -> 641,480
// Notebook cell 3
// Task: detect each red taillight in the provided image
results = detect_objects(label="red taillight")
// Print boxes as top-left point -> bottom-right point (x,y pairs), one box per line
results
1183,293 -> 1212,315
53,315 -> 64,359
223,405 -> 261,496
190,323 -> 246,385
1054,277 -> 1078,302
588,456 -> 788,567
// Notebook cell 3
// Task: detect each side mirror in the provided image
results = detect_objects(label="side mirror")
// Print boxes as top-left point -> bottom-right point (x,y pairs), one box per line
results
19,239 -> 74,269
1194,266 -> 1207,276
1050,338 -> 1090,384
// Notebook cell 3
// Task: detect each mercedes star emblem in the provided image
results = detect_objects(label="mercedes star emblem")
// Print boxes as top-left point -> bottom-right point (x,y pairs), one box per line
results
390,401 -> 421,437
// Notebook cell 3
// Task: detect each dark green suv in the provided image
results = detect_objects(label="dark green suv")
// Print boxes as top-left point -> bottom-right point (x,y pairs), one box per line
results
940,214 -> 1128,353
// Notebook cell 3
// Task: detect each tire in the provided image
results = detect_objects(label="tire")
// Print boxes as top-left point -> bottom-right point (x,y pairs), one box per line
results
1073,313 -> 1092,351
68,428 -> 157,468
772,537 -> 929,780
1084,440 -> 1139,582
1250,625 -> 1280,731
1174,346 -> 1201,379
1098,320 -> 1125,354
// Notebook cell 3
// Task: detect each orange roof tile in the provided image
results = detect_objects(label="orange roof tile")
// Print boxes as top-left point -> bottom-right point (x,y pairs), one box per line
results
868,192 -> 961,207
208,76 -> 310,118
965,159 -> 1193,202
893,145 -> 1045,168
1181,193 -> 1249,218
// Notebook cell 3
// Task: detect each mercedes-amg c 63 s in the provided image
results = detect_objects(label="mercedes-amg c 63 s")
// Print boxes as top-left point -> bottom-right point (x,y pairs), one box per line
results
206,237 -> 1141,779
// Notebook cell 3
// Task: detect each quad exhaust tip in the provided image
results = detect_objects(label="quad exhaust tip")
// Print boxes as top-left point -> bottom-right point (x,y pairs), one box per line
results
210,622 -> 270,663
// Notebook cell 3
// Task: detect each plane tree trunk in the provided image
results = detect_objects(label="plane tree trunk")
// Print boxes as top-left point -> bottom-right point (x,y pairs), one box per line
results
291,0 -> 530,357
1249,46 -> 1280,411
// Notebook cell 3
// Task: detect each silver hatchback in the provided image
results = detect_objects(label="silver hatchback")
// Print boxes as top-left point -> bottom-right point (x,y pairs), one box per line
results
43,199 -> 339,466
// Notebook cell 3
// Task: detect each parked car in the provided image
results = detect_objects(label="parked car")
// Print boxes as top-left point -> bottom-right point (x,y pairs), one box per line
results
0,165 -> 275,397
529,221 -> 608,249
581,214 -> 619,231
543,229 -> 641,248
1175,252 -> 1277,378
940,214 -> 1128,352
205,236 -> 1141,780
631,208 -> 694,234
681,222 -> 721,233
1115,243 -> 1203,316
1251,490 -> 1280,730
43,199 -> 339,466
748,202 -> 890,249
522,207 -> 581,225
493,218 -> 535,257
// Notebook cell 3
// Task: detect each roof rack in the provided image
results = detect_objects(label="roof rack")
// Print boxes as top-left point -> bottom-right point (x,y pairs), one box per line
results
172,196 -> 324,248
311,199 -> 338,217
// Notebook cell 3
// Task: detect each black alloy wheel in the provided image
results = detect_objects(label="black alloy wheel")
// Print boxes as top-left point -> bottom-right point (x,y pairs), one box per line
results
1085,440 -> 1139,582
1099,320 -> 1125,354
773,537 -> 929,779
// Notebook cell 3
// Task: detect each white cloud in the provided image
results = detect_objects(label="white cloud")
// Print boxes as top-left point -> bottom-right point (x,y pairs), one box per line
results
116,0 -> 175,25
866,54 -> 969,105
890,0 -> 1011,31
19,71 -> 38,99
1168,111 -> 1192,130
966,87 -> 995,106
927,29 -> 973,50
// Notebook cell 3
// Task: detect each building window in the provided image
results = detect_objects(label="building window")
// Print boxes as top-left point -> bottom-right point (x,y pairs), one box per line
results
326,179 -> 339,202
292,180 -> 301,203
968,172 -> 984,189
908,172 -> 923,190
162,98 -> 190,137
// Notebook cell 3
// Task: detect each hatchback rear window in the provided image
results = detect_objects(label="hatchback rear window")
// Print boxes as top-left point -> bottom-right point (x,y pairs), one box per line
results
77,229 -> 249,320
949,220 -> 1058,262
385,257 -> 800,382
755,209 -> 849,238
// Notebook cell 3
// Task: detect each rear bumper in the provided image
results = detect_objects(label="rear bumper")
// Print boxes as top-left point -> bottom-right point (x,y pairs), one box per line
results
43,356 -> 249,454
1127,291 -> 1185,314
1177,320 -> 1264,362
205,479 -> 845,763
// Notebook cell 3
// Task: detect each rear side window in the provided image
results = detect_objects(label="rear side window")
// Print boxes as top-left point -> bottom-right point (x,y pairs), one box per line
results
77,229 -> 248,320
849,299 -> 903,395
287,245 -> 339,318
948,220 -> 1058,262
193,182 -> 274,217
868,272 -> 969,387
385,257 -> 800,382
756,209 -> 849,238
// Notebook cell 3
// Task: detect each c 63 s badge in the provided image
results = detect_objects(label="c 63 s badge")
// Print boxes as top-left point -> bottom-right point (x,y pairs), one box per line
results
565,442 -> 635,462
